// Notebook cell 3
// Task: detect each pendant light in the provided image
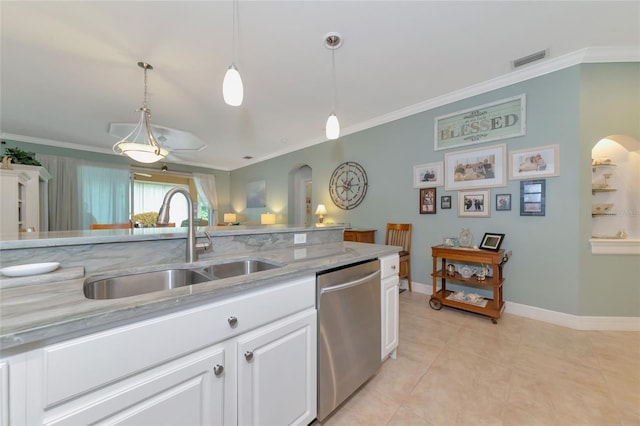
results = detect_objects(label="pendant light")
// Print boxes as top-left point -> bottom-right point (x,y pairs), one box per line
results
223,0 -> 244,106
324,32 -> 342,140
113,62 -> 168,163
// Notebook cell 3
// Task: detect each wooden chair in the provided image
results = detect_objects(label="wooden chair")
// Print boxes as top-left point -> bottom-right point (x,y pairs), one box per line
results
385,223 -> 412,291
90,222 -> 132,230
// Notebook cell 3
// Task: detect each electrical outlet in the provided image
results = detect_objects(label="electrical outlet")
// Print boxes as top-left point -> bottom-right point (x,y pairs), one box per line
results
294,233 -> 307,244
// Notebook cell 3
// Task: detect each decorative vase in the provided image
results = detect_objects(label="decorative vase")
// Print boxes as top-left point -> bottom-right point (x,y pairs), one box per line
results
459,228 -> 473,247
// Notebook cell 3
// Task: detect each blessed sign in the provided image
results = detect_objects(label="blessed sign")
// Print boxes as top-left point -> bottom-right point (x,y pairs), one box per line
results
434,94 -> 526,151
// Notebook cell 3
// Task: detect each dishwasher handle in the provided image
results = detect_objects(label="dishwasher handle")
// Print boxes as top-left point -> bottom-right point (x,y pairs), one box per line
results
320,271 -> 380,294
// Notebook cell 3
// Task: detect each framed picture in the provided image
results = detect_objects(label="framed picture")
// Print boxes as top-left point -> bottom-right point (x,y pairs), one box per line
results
520,179 -> 545,216
441,195 -> 452,209
458,189 -> 491,217
479,232 -> 505,251
413,162 -> 443,188
420,187 -> 437,214
496,193 -> 511,211
509,144 -> 560,180
246,179 -> 266,208
435,94 -> 526,151
444,143 -> 507,190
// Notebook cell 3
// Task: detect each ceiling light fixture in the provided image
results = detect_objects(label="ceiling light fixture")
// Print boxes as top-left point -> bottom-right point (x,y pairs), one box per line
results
324,32 -> 342,140
113,62 -> 168,163
223,0 -> 244,106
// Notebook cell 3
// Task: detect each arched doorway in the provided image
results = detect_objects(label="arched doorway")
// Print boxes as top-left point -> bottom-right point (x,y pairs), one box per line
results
288,165 -> 312,226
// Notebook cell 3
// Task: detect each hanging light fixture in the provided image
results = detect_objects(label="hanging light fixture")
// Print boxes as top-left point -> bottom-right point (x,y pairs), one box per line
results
324,32 -> 342,140
223,0 -> 244,106
113,62 -> 168,163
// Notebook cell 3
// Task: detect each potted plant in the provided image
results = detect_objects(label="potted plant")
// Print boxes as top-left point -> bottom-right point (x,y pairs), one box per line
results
0,147 -> 42,166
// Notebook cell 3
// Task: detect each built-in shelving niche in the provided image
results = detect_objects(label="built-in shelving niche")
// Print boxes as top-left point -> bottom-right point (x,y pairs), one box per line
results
590,135 -> 640,255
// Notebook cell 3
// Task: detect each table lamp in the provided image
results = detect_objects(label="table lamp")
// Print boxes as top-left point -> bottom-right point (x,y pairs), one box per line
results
261,213 -> 276,225
223,213 -> 237,225
315,204 -> 328,223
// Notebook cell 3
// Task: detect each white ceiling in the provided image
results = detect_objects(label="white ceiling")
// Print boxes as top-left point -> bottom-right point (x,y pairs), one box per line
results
1,1 -> 639,171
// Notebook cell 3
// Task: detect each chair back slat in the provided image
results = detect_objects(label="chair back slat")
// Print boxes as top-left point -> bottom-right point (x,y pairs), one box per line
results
385,223 -> 412,252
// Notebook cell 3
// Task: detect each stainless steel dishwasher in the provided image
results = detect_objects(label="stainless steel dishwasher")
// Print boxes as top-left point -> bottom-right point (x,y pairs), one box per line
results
317,259 -> 381,422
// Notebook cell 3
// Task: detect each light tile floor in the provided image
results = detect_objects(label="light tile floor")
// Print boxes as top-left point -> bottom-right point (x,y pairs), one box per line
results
318,291 -> 640,426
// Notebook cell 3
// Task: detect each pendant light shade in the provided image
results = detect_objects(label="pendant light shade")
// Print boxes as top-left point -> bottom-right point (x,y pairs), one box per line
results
223,63 -> 244,106
326,113 -> 340,140
324,32 -> 342,140
223,0 -> 243,106
113,62 -> 168,163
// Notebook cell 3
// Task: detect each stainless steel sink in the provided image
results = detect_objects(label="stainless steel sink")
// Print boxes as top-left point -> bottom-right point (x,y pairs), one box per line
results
83,259 -> 282,300
84,268 -> 214,300
203,259 -> 281,279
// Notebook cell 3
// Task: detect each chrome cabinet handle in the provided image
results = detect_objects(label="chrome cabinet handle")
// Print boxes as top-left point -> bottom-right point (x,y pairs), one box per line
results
228,316 -> 238,328
244,351 -> 254,361
213,364 -> 224,376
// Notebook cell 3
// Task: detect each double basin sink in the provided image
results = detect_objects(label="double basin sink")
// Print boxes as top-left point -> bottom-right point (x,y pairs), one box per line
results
84,259 -> 282,300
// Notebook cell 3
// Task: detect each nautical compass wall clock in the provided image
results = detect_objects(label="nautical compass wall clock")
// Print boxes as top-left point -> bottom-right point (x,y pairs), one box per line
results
329,161 -> 368,210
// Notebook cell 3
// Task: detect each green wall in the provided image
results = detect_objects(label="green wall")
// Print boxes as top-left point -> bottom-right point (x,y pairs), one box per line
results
230,63 -> 639,317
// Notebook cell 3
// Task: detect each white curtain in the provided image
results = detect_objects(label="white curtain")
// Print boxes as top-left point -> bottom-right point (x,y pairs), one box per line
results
38,154 -> 82,231
37,154 -> 130,231
80,163 -> 130,228
193,172 -> 218,218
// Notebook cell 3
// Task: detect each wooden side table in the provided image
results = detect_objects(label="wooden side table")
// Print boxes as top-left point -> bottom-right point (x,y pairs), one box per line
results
343,228 -> 376,243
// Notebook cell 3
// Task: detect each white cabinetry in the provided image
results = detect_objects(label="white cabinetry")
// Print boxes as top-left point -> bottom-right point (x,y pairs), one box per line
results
12,276 -> 316,426
0,165 -> 50,234
380,254 -> 400,361
237,309 -> 316,426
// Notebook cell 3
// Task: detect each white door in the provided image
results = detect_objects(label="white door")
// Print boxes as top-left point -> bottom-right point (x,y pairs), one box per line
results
382,275 -> 400,360
237,309 -> 317,426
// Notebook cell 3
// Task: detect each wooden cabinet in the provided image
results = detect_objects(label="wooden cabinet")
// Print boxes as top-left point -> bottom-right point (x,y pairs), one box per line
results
429,246 -> 511,323
12,276 -> 316,426
343,228 -> 376,243
237,309 -> 316,426
380,254 -> 399,360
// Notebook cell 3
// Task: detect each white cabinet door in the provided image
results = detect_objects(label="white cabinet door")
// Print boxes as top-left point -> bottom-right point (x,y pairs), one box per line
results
237,309 -> 317,426
41,345 -> 226,426
382,275 -> 399,360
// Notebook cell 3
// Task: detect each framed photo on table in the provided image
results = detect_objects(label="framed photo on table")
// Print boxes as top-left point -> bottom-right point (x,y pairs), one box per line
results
480,232 -> 505,251
444,144 -> 506,190
457,189 -> 491,217
420,187 -> 437,214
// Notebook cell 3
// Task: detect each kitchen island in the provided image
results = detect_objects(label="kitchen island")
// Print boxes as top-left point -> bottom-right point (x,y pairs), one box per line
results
0,225 -> 399,425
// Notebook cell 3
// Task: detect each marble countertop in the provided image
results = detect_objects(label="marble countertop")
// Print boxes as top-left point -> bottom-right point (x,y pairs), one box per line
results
0,224 -> 346,250
0,241 -> 398,353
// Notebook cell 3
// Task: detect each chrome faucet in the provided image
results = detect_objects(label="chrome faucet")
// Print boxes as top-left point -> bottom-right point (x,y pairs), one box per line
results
157,187 -> 211,262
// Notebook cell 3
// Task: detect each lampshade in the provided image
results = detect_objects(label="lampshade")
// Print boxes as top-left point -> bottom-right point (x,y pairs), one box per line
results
325,113 -> 340,140
261,213 -> 276,225
315,204 -> 328,223
113,62 -> 168,163
315,204 -> 328,216
223,213 -> 237,224
223,64 -> 244,106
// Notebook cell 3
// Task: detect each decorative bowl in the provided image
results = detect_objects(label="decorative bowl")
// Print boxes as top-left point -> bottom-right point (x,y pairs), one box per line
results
592,203 -> 613,214
459,265 -> 473,278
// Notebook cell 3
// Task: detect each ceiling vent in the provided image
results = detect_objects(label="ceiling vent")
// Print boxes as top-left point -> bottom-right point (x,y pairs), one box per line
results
512,49 -> 548,69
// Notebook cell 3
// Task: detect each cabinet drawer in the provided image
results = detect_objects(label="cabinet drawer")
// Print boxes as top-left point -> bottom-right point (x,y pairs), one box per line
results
379,254 -> 399,279
41,276 -> 315,407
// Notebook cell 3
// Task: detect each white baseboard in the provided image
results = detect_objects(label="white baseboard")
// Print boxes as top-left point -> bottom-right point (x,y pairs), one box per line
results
402,280 -> 640,331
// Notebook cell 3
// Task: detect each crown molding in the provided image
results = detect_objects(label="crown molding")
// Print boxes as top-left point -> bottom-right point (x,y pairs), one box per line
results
340,46 -> 640,140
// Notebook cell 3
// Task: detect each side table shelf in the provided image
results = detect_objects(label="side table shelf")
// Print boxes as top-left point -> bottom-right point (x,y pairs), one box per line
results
429,245 -> 511,323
